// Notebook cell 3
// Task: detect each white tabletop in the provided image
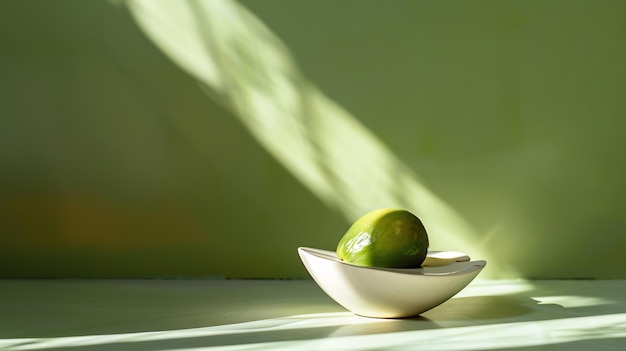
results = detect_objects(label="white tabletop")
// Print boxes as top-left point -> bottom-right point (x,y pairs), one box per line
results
0,279 -> 624,350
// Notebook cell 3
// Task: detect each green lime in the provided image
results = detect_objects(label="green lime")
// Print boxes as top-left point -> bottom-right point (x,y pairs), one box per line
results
336,208 -> 429,268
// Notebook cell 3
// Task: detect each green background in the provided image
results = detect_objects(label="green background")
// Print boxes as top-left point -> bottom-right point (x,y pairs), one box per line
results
1,0 -> 624,279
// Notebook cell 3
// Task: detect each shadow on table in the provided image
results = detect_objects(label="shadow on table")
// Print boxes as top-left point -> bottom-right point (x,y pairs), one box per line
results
421,295 -> 534,321
497,337 -> 626,351
0,295 -> 542,351
1,313 -> 423,351
3,281 -> 626,350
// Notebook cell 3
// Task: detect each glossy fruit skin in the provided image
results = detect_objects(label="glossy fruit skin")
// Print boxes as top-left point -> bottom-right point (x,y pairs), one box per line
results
336,208 -> 429,268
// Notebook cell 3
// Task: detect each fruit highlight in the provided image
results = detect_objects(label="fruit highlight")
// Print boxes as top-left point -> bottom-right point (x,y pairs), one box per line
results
336,208 -> 429,268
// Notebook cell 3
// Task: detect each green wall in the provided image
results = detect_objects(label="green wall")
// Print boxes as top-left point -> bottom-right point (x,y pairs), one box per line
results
1,0 -> 625,279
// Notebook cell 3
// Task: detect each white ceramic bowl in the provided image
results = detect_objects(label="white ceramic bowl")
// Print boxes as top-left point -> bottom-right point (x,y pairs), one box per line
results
298,247 -> 486,318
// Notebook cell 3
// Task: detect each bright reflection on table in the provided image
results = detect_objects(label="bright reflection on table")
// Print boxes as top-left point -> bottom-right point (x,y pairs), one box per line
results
1,279 -> 625,351
2,312 -> 625,351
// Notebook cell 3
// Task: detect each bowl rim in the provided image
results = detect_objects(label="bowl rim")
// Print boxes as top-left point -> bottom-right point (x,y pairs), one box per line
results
298,247 -> 486,277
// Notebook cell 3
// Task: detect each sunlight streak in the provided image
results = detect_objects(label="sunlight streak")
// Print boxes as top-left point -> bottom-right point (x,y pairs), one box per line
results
0,312 -> 374,350
532,295 -> 616,308
123,0 -> 496,272
2,312 -> 625,350
169,314 -> 626,351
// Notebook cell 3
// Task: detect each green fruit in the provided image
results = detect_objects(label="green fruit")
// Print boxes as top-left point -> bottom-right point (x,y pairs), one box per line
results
336,208 -> 429,268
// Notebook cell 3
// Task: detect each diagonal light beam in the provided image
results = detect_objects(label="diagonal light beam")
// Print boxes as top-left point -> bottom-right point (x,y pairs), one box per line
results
123,0 -> 493,268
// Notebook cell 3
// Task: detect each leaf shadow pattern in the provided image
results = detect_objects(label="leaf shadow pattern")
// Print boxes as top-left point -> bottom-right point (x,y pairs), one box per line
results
124,0 -> 489,266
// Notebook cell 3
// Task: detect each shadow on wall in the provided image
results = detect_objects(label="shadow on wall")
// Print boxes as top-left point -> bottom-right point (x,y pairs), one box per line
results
122,0 -> 499,274
1,0 -> 624,278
